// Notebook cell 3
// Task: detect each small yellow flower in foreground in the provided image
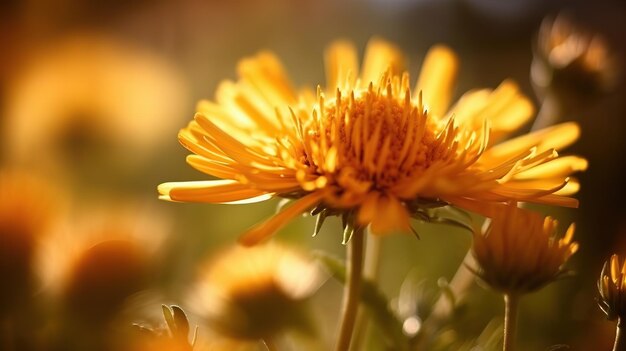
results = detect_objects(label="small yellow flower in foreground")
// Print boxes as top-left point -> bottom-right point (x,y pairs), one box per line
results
472,204 -> 578,294
598,254 -> 626,322
190,244 -> 324,340
159,38 -> 587,245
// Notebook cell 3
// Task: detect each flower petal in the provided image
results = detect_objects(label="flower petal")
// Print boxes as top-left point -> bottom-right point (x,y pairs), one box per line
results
237,51 -> 297,106
415,45 -> 459,118
239,191 -> 326,246
483,122 -> 580,163
369,195 -> 411,235
513,156 -> 588,180
158,179 -> 271,203
360,38 -> 405,86
325,40 -> 359,90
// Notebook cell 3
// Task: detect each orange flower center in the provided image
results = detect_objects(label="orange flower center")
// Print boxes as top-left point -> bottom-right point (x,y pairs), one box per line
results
317,88 -> 439,190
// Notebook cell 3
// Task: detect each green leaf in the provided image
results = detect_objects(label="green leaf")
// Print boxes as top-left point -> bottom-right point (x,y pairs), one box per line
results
313,209 -> 328,237
411,206 -> 474,234
342,225 -> 354,245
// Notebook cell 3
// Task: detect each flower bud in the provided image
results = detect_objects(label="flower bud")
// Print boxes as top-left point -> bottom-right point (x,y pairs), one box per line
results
472,204 -> 577,294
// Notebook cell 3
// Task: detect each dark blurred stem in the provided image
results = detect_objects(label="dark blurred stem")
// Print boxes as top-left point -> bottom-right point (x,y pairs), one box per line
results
503,294 -> 519,351
531,95 -> 563,131
335,228 -> 365,351
263,338 -> 278,351
351,232 -> 381,350
614,319 -> 626,351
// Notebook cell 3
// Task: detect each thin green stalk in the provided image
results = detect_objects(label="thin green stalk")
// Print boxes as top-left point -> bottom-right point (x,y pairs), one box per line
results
335,228 -> 365,351
351,231 -> 381,351
614,319 -> 626,351
503,294 -> 519,351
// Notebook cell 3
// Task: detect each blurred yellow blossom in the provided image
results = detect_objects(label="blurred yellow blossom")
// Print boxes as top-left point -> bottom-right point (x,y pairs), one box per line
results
3,34 -> 188,173
190,244 -> 324,341
159,38 -> 586,245
472,204 -> 578,294
36,201 -> 171,324
532,15 -> 620,101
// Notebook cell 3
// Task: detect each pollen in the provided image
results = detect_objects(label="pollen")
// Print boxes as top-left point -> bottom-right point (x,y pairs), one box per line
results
308,79 -> 439,192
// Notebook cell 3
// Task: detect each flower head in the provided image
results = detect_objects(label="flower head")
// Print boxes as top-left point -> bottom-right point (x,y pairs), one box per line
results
532,15 -> 620,101
62,239 -> 148,324
159,38 -> 586,245
472,204 -> 577,294
598,254 -> 626,322
4,35 -> 188,177
37,202 -> 169,325
190,244 -> 323,340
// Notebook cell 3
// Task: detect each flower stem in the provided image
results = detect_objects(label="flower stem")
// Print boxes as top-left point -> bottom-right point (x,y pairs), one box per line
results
614,319 -> 626,351
335,228 -> 365,351
531,94 -> 564,131
503,294 -> 519,351
351,231 -> 381,351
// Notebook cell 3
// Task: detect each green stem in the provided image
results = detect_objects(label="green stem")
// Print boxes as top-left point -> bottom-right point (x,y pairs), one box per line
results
503,294 -> 519,351
351,231 -> 381,351
335,228 -> 365,351
614,319 -> 626,351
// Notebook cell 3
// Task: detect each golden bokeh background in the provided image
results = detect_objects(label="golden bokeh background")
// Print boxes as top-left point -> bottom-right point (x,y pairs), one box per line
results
1,0 -> 625,350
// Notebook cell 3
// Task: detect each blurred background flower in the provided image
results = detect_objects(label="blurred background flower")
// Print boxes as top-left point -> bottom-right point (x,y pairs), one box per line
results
0,0 -> 624,350
531,14 -> 620,129
2,34 -> 189,193
189,244 -> 324,348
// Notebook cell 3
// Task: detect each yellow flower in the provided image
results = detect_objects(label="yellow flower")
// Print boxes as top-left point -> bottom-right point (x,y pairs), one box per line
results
4,34 -> 188,173
159,38 -> 587,245
190,244 -> 323,340
36,201 -> 169,324
532,14 -> 619,98
472,204 -> 578,294
598,254 -> 626,322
